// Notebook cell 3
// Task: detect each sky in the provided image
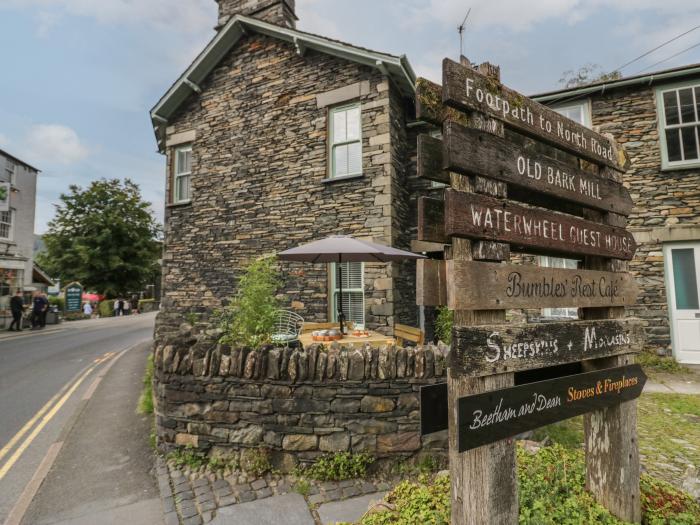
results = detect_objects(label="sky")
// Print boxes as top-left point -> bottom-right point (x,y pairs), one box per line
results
1,0 -> 699,234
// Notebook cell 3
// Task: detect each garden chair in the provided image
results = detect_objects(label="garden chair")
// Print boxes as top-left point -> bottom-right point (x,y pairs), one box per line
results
271,310 -> 304,347
394,323 -> 424,347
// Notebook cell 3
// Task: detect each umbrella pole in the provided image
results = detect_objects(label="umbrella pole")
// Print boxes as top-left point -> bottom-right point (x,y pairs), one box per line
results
338,254 -> 345,335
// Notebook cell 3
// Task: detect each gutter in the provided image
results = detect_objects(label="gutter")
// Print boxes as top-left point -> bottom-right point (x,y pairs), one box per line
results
532,65 -> 700,103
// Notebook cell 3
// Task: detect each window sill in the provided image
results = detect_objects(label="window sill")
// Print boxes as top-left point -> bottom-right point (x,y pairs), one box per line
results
166,200 -> 192,208
661,162 -> 700,172
321,174 -> 364,184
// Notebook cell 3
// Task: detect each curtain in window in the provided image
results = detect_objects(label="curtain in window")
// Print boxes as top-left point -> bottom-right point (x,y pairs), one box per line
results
330,262 -> 365,324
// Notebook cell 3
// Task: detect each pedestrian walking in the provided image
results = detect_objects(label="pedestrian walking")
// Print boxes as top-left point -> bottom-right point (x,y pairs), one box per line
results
83,301 -> 93,317
31,291 -> 48,330
113,298 -> 119,317
123,299 -> 130,316
117,298 -> 124,316
8,289 -> 24,331
40,292 -> 49,328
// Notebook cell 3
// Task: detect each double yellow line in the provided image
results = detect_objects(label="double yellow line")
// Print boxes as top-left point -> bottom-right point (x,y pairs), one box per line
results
0,352 -> 115,481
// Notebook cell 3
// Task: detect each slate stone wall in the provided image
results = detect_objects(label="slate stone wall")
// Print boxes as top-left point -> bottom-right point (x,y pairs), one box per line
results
156,33 -> 417,343
589,82 -> 700,354
153,325 -> 448,468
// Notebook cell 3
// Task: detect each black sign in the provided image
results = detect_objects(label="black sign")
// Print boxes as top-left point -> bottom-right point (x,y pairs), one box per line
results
65,282 -> 83,312
457,365 -> 646,452
420,383 -> 448,435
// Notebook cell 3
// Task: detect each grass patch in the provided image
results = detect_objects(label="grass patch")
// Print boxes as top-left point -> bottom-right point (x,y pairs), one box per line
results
137,354 -> 154,415
531,416 -> 583,448
296,452 -> 374,481
354,444 -> 700,525
638,353 -> 688,374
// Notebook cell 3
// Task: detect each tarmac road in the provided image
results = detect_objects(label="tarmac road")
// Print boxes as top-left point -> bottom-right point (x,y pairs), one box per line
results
0,313 -> 158,524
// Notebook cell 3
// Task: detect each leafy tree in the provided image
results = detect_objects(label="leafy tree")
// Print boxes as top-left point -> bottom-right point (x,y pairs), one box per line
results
37,179 -> 161,296
559,63 -> 622,88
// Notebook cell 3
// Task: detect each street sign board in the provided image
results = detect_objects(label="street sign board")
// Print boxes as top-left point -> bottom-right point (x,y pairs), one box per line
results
457,365 -> 646,452
450,319 -> 645,376
442,58 -> 622,170
65,282 -> 83,312
446,260 -> 639,310
444,189 -> 637,259
442,121 -> 633,215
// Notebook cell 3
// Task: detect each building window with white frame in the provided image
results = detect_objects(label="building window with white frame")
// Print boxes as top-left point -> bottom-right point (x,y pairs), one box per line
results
552,100 -> 591,127
173,145 -> 192,203
0,210 -> 13,240
538,256 -> 579,319
329,103 -> 362,179
330,261 -> 365,325
4,160 -> 16,185
657,82 -> 700,169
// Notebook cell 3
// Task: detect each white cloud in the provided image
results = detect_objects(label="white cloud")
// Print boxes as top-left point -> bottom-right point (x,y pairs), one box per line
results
25,124 -> 88,165
0,0 -> 213,34
35,10 -> 61,37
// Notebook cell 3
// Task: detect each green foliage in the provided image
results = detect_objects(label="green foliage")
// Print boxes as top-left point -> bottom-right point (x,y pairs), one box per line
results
293,479 -> 311,497
518,445 -> 624,525
531,416 -> 584,449
48,295 -> 65,310
216,257 -> 281,348
98,300 -> 114,318
638,352 -> 687,374
434,306 -> 453,344
37,179 -> 161,297
559,63 -> 622,88
138,354 -> 154,415
298,452 -> 374,481
640,474 -> 700,524
357,444 -> 700,525
361,474 -> 450,525
240,448 -> 272,477
167,446 -> 208,471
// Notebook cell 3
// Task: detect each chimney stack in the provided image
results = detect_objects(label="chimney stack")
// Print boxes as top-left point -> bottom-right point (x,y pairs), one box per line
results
215,0 -> 297,29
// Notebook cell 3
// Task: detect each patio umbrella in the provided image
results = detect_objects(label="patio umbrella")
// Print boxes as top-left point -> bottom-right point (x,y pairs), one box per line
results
278,235 -> 425,334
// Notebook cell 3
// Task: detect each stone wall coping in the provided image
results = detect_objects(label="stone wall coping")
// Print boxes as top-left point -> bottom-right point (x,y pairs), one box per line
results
632,224 -> 700,244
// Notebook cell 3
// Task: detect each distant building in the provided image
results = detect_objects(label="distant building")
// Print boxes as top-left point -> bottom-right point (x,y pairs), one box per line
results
533,63 -> 700,364
0,148 -> 52,326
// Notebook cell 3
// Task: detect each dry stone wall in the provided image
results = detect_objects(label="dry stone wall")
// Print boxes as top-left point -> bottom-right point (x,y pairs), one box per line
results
153,324 -> 447,469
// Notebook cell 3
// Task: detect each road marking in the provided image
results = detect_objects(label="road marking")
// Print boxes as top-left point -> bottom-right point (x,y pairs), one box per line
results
0,365 -> 96,481
2,441 -> 63,525
1,342 -> 142,525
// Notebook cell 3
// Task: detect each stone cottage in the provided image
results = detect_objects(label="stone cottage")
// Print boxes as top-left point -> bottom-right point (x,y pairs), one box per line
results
533,63 -> 700,364
150,0 -> 426,341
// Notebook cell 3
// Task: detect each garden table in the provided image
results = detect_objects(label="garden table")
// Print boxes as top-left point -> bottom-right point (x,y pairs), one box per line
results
298,329 -> 394,349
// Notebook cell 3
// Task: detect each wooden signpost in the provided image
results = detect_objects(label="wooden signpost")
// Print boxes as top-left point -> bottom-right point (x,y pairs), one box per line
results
457,365 -> 646,452
416,57 -> 644,524
64,282 -> 83,313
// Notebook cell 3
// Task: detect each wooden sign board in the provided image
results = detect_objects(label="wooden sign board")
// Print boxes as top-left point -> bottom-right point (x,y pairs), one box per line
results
450,319 -> 645,377
420,382 -> 448,435
418,197 -> 446,243
443,121 -> 633,215
418,134 -> 449,185
445,190 -> 637,260
64,282 -> 83,313
447,260 -> 639,310
442,58 -> 621,170
416,259 -> 447,306
457,365 -> 646,452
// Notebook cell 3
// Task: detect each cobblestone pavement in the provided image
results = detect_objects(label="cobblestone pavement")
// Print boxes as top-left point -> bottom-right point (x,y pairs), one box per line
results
155,458 -> 399,525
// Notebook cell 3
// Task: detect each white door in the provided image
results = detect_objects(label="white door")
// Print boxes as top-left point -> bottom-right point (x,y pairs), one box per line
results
664,243 -> 700,364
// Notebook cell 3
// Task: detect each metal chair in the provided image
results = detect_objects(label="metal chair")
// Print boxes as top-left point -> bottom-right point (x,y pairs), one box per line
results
271,310 -> 304,346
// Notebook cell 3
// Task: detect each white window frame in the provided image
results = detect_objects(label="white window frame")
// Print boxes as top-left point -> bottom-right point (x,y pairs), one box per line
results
173,145 -> 192,204
538,256 -> 579,320
0,209 -> 14,241
656,80 -> 700,170
5,160 -> 16,186
329,261 -> 365,325
329,103 -> 362,179
551,99 -> 592,127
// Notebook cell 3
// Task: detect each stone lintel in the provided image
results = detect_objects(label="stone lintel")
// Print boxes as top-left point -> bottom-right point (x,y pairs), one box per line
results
166,129 -> 197,148
632,225 -> 700,244
316,81 -> 371,109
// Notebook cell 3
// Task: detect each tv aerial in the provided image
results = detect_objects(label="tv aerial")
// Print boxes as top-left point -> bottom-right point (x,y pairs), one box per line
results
458,7 -> 471,58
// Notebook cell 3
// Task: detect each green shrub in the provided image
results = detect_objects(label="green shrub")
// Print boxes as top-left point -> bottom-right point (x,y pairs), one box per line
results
167,446 -> 208,471
356,444 -> 700,525
216,256 -> 281,348
48,295 -> 65,310
298,452 -> 374,481
138,354 -> 154,415
240,448 -> 272,477
638,352 -> 687,374
138,298 -> 157,312
434,306 -> 453,344
98,300 -> 114,318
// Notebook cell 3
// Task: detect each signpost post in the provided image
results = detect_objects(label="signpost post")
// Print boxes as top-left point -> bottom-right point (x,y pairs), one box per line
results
64,282 -> 83,314
416,57 -> 644,524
